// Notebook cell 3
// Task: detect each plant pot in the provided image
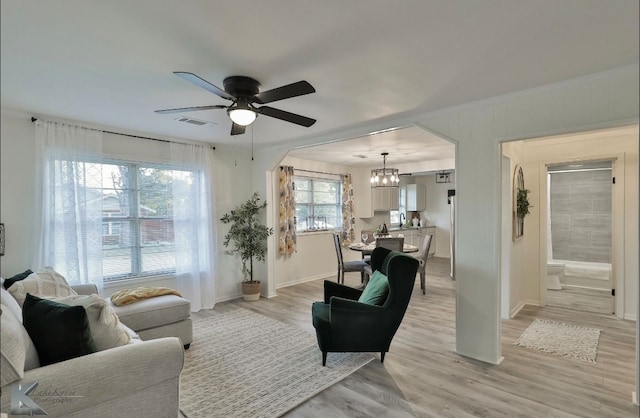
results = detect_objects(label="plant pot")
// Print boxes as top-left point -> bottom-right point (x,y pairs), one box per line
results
242,281 -> 261,302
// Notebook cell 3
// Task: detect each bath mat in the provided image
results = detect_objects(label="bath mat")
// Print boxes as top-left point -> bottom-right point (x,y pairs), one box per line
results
513,319 -> 601,363
179,308 -> 374,417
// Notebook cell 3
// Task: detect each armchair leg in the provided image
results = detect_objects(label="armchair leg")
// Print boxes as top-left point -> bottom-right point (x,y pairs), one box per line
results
380,352 -> 386,363
322,351 -> 327,366
420,271 -> 426,295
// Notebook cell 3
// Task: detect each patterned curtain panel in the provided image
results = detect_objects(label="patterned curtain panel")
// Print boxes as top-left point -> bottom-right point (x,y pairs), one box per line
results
278,166 -> 296,255
341,174 -> 356,245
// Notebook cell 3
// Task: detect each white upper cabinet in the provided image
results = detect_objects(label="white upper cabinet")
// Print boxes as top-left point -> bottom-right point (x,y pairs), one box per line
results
372,187 -> 399,211
406,184 -> 426,211
354,167 -> 374,218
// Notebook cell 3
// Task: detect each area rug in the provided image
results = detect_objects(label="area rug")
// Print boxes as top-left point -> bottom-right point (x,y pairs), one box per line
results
179,308 -> 374,418
513,318 -> 601,363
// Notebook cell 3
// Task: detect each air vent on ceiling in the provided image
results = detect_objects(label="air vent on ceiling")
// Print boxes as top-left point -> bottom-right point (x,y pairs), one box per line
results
174,116 -> 217,127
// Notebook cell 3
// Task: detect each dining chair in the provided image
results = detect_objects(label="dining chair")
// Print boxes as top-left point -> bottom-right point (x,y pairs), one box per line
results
413,234 -> 433,295
375,237 -> 404,252
363,237 -> 405,284
332,233 -> 368,284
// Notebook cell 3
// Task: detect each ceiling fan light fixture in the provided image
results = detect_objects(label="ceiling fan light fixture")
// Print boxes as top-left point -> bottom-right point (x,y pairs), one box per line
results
228,107 -> 257,126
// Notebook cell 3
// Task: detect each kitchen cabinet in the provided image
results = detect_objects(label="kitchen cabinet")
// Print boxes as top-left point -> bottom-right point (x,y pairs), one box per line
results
406,184 -> 426,211
372,187 -> 399,211
354,167 -> 374,218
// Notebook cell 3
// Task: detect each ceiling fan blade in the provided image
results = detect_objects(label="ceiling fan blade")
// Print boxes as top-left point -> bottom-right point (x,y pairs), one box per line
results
154,105 -> 227,114
174,72 -> 236,101
230,123 -> 246,136
254,81 -> 315,104
257,106 -> 316,127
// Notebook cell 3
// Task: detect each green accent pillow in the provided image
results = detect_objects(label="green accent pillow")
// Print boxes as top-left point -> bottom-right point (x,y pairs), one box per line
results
22,293 -> 97,366
358,270 -> 389,305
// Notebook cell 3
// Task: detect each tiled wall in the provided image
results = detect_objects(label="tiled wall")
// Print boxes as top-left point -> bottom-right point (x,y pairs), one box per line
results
549,170 -> 612,263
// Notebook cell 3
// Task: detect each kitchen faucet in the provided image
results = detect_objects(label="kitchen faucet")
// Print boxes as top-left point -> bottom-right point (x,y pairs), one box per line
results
399,212 -> 406,227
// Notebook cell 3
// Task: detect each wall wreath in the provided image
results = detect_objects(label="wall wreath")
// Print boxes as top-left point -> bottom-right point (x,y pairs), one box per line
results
513,165 -> 530,240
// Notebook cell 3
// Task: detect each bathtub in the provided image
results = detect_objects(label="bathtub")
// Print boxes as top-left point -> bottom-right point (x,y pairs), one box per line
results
548,260 -> 611,290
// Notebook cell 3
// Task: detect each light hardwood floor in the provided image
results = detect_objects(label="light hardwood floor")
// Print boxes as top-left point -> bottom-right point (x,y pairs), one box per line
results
200,257 -> 637,417
546,286 -> 613,315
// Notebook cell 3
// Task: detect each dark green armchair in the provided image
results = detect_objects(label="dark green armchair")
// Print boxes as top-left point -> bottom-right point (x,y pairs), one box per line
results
311,247 -> 419,366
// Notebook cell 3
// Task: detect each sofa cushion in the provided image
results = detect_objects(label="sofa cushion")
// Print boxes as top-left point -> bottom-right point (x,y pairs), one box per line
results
3,269 -> 33,289
358,270 -> 389,305
22,293 -> 97,366
8,267 -> 77,307
1,307 -> 27,386
53,294 -> 131,351
1,287 -> 23,323
1,288 -> 40,371
111,295 -> 191,331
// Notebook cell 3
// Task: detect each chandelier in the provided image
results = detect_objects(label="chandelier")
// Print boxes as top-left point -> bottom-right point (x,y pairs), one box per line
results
370,152 -> 399,188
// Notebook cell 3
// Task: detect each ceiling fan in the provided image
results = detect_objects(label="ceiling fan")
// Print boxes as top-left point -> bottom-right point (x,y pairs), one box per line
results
155,72 -> 316,135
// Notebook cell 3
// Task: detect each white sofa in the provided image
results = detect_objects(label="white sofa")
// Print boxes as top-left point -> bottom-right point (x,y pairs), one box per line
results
1,285 -> 184,418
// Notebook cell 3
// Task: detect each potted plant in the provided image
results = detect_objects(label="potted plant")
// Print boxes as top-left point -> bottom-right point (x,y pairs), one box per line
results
220,192 -> 274,301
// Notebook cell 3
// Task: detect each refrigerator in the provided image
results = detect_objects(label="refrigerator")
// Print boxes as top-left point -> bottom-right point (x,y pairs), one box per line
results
449,194 -> 456,280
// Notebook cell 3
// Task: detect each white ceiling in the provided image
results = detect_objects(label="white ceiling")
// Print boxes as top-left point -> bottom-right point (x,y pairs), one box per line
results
287,124 -> 455,169
1,1 -> 638,165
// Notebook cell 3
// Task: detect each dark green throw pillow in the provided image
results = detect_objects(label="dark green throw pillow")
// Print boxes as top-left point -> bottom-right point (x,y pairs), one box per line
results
3,269 -> 33,289
358,270 -> 389,305
22,293 -> 97,366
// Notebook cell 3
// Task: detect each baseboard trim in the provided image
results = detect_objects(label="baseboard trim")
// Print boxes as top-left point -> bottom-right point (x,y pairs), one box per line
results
510,301 -> 526,318
454,350 -> 504,366
276,273 -> 333,289
632,391 -> 637,406
623,314 -> 637,322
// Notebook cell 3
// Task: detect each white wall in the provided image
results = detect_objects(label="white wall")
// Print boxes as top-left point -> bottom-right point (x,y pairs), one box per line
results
0,111 -> 37,274
501,141 -> 528,318
0,109 -> 254,304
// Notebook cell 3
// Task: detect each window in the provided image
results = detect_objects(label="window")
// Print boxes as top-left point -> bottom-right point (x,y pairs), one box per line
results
390,186 -> 406,226
294,176 -> 342,232
60,159 -> 192,282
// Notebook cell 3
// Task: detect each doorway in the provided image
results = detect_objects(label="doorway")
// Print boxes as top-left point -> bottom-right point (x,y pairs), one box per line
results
545,160 -> 614,315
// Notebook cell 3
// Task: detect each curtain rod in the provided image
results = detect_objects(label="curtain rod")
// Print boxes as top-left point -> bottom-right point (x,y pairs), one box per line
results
294,168 -> 344,177
31,117 -> 215,150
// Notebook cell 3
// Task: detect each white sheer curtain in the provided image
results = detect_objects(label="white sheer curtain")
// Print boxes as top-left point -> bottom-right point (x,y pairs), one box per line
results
33,120 -> 104,289
170,142 -> 217,311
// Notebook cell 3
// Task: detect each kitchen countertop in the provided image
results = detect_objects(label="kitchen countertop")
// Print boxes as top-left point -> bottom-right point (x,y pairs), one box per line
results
389,225 -> 436,232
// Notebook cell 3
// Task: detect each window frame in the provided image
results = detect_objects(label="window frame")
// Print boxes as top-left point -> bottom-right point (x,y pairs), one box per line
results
102,159 -> 183,282
50,156 -> 189,283
294,175 -> 343,233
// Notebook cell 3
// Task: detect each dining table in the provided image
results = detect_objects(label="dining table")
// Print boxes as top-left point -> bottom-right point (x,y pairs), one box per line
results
348,242 -> 419,255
